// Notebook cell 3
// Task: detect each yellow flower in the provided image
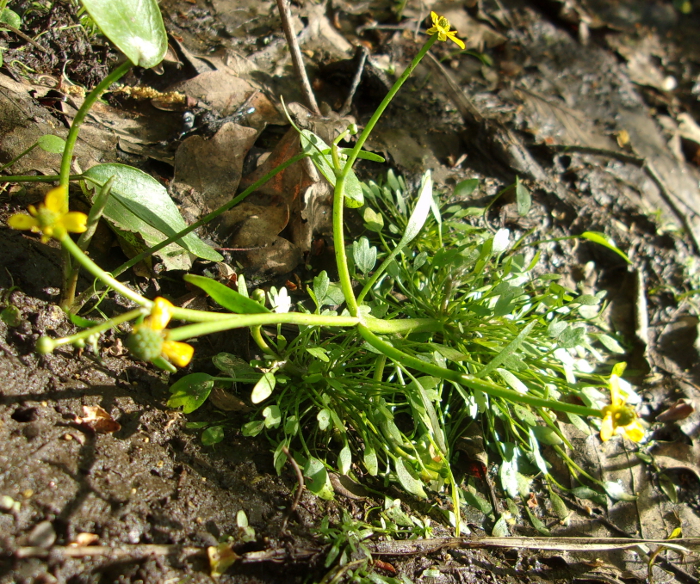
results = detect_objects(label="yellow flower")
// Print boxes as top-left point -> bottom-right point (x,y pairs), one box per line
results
127,298 -> 194,370
8,186 -> 87,243
426,11 -> 465,50
600,363 -> 645,443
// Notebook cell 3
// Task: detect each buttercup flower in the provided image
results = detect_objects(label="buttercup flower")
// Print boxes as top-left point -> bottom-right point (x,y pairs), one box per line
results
426,11 -> 465,50
8,186 -> 87,243
126,298 -> 194,370
600,363 -> 645,443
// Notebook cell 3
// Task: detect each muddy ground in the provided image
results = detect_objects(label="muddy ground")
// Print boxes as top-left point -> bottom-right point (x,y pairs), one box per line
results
1,0 -> 700,582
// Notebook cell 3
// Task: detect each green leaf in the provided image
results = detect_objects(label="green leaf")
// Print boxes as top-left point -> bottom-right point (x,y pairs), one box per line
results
340,148 -> 385,163
454,178 -> 480,199
515,176 -> 531,216
317,408 -> 331,431
167,373 -> 214,413
80,0 -> 167,68
241,420 -> 264,437
525,506 -> 551,535
363,446 -> 378,476
353,237 -> 377,274
338,445 -> 352,475
581,231 -> 631,263
67,313 -> 99,328
211,353 -> 261,382
37,134 -> 66,154
570,486 -> 606,506
299,131 -> 363,208
306,346 -> 330,362
202,425 -> 224,445
492,516 -> 509,537
304,457 -> 334,500
395,458 -> 427,499
251,372 -> 276,404
363,207 -> 384,232
312,271 -> 330,305
184,274 -> 270,313
262,405 -> 281,428
0,8 -> 21,28
83,164 -> 222,267
398,170 -> 433,247
603,481 -> 637,501
476,321 -> 536,379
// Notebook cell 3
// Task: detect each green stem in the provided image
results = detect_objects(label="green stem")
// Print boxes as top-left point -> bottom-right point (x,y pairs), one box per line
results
332,173 -> 359,316
251,325 -> 278,356
60,235 -> 151,308
167,313 -> 361,341
58,60 -> 132,212
47,308 -> 145,350
332,36 -> 438,316
342,36 -> 437,179
0,143 -> 38,173
357,325 -> 602,419
0,174 -> 83,182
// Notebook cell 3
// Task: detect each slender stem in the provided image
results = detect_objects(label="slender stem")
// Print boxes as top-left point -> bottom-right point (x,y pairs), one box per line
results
166,312 -> 361,341
332,172 -> 359,316
0,174 -> 82,183
58,60 -> 132,212
342,36 -> 437,179
357,244 -> 401,304
0,143 -> 38,173
332,36 -> 437,316
357,325 -> 602,418
50,308 -> 145,349
60,235 -> 151,308
251,325 -> 279,356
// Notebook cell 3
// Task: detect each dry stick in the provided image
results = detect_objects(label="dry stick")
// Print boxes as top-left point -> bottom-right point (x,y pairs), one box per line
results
3,23 -> 48,53
280,445 -> 304,531
14,545 -> 317,563
339,47 -> 368,116
547,144 -> 700,256
276,0 -> 320,115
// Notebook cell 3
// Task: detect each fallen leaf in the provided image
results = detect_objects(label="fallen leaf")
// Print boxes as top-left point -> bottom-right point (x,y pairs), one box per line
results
75,406 -> 121,434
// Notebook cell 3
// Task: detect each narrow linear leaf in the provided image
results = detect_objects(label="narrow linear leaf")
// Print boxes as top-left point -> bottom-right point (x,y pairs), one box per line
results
184,274 -> 270,314
476,321 -> 536,379
581,231 -> 631,264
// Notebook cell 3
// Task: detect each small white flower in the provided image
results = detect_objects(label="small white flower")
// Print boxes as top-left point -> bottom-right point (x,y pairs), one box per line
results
270,286 -> 291,314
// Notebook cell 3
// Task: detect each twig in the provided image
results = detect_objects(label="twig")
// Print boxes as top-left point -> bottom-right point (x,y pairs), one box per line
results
14,544 -> 317,563
2,23 -> 49,53
366,536 -> 700,555
281,445 -> 304,530
276,0 -> 320,115
339,47 -> 368,117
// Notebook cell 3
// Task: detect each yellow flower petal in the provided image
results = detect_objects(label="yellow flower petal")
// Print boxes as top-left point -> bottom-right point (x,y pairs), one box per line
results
44,186 -> 67,213
147,297 -> 174,331
621,420 -> 645,443
8,213 -> 39,231
600,413 -> 614,442
447,31 -> 465,50
162,340 -> 194,367
61,211 -> 88,234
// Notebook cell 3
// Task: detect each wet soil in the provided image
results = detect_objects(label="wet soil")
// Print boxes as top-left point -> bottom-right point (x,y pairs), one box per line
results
1,0 -> 700,583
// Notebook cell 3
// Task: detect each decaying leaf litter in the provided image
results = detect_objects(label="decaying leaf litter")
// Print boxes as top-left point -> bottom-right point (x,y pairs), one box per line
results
1,0 -> 700,582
